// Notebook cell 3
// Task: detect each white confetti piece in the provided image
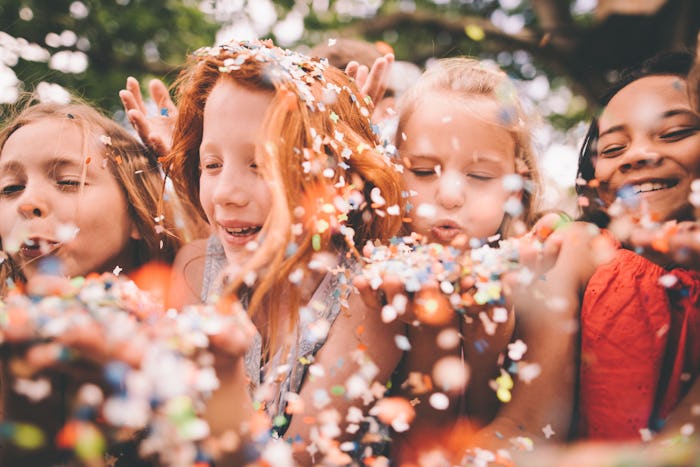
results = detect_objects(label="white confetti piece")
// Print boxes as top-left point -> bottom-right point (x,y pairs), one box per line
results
429,392 -> 450,410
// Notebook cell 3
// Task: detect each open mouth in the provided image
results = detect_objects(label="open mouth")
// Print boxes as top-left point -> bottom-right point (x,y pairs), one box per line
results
223,225 -> 262,237
20,238 -> 60,260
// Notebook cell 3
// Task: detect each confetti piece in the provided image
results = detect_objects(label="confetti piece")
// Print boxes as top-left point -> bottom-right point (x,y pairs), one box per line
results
428,392 -> 450,410
394,334 -> 411,351
432,356 -> 469,394
465,24 -> 486,41
371,397 -> 416,428
542,424 -> 555,439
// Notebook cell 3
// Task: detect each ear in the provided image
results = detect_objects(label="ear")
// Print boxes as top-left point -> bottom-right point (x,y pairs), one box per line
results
130,221 -> 142,240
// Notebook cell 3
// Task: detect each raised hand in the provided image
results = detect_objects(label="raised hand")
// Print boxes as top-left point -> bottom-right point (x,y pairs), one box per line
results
629,220 -> 700,270
119,76 -> 177,157
345,53 -> 394,107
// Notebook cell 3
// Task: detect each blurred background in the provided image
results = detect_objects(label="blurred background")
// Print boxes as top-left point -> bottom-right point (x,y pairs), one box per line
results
2,0 -> 699,213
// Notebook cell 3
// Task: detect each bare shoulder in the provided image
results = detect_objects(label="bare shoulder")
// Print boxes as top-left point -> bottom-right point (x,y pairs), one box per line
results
168,238 -> 209,308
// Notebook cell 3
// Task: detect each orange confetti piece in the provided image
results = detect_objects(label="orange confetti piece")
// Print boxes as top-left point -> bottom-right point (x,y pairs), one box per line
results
414,289 -> 453,326
84,157 -> 91,165
536,224 -> 554,241
374,41 -> 394,55
56,420 -> 79,448
651,235 -> 670,253
114,156 -> 122,164
130,262 -> 172,312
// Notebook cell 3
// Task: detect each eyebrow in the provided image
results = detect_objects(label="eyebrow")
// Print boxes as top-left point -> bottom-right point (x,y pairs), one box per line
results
46,157 -> 85,173
404,153 -> 439,161
0,160 -> 23,174
599,108 -> 698,138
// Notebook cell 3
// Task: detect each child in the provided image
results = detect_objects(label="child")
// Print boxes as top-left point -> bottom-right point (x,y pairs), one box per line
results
572,51 -> 700,442
0,96 -> 185,464
163,39 -> 406,464
0,97 -> 182,292
357,57 -> 580,464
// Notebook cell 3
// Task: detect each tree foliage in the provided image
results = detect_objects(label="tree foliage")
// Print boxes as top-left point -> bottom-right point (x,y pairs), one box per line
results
1,0 -> 698,127
0,0 -> 218,110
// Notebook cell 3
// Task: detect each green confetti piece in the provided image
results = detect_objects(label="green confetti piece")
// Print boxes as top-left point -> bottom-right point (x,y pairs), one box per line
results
14,423 -> 45,450
465,24 -> 485,41
74,426 -> 106,461
273,415 -> 288,427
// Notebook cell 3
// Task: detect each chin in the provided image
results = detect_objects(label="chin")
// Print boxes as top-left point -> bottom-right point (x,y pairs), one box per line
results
662,203 -> 696,223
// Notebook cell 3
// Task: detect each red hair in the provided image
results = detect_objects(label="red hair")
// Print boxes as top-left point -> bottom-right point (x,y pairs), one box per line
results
166,40 -> 405,358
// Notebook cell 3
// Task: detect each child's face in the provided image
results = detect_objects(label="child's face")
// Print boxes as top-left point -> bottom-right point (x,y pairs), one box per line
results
0,118 -> 138,278
595,75 -> 700,222
198,79 -> 273,265
400,92 -> 518,243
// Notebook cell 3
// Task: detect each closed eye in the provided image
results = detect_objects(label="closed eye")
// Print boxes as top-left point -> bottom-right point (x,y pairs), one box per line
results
599,144 -> 626,158
0,184 -> 24,196
410,168 -> 436,177
57,179 -> 82,191
660,127 -> 698,141
467,173 -> 494,181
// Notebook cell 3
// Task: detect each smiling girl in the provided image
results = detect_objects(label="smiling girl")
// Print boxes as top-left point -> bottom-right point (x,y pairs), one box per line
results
573,52 -> 700,441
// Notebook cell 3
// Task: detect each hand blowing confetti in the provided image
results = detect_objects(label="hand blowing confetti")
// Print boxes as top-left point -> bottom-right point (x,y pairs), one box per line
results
0,271 -> 252,465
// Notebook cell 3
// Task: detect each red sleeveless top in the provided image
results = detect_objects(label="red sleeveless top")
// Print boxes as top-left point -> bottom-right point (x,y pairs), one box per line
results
578,246 -> 700,440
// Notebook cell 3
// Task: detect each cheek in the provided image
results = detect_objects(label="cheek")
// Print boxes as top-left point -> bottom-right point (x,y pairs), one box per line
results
256,181 -> 272,210
198,183 -> 213,210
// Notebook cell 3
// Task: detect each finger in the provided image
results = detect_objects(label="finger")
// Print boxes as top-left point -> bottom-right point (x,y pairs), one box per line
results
668,229 -> 700,268
13,342 -> 69,376
352,275 -> 384,311
345,61 -> 360,80
363,53 -> 394,105
126,108 -> 153,146
355,65 -> 370,97
149,78 -> 176,116
539,233 -> 563,273
210,314 -> 256,358
381,273 -> 404,305
126,76 -> 147,114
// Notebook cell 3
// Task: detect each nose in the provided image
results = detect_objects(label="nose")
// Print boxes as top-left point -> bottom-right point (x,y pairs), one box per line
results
435,170 -> 465,210
17,186 -> 49,219
211,170 -> 251,207
618,143 -> 662,174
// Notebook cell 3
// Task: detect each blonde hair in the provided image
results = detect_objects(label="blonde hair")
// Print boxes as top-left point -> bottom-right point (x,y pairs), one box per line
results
166,40 -> 404,358
0,95 -> 183,293
396,57 -> 541,237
